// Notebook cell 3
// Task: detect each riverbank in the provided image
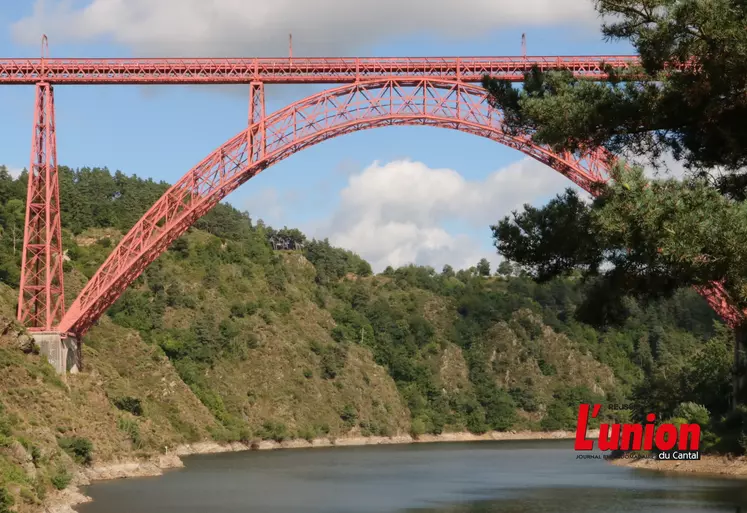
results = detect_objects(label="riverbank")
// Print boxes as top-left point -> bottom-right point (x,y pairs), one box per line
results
611,453 -> 747,478
44,429 -> 597,513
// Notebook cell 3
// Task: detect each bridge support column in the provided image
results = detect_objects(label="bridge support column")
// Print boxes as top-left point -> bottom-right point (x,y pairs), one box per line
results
248,81 -> 266,161
17,80 -> 66,331
33,332 -> 80,375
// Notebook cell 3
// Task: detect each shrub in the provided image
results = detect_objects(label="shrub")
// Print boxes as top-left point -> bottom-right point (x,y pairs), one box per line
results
673,402 -> 710,427
0,414 -> 12,438
0,487 -> 12,513
30,444 -> 41,465
340,405 -> 358,428
274,299 -> 292,314
58,436 -> 94,465
320,345 -> 347,380
51,466 -> 72,490
258,421 -> 288,443
18,438 -> 41,466
33,477 -> 46,501
537,359 -> 557,376
410,418 -> 426,438
297,426 -> 318,443
19,487 -> 37,505
377,424 -> 393,437
117,417 -> 143,448
113,396 -> 143,416
230,301 -> 259,318
243,333 -> 260,350
466,410 -> 489,434
309,340 -> 324,355
509,387 -> 540,413
540,402 -> 576,431
667,416 -> 690,429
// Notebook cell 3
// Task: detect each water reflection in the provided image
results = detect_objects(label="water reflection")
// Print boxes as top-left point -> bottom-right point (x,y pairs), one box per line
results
407,487 -> 747,513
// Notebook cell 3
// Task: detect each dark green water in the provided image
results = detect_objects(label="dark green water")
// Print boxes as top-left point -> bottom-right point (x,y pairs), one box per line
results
76,440 -> 747,513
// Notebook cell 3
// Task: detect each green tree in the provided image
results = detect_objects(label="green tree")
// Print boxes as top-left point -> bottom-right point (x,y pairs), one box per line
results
493,189 -> 604,282
303,238 -> 372,284
483,0 -> 747,189
496,260 -> 514,277
441,264 -> 455,278
476,258 -> 491,277
484,0 -> 747,407
0,166 -> 13,204
1,199 -> 25,255
494,166 -> 747,402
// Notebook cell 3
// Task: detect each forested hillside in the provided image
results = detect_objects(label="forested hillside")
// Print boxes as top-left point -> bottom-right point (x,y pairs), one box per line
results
0,164 -> 732,511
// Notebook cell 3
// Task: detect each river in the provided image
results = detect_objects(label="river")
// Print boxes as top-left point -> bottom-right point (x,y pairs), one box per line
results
76,439 -> 747,513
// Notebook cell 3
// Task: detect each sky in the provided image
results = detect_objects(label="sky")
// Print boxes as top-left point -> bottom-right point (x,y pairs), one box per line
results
0,0 -> 643,273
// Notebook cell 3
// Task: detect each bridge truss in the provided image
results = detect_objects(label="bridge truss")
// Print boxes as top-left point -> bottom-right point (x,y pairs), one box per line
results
2,43 -> 742,337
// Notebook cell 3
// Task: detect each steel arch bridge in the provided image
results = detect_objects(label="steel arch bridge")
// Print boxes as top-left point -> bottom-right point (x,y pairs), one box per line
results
3,44 -> 743,345
57,78 -> 611,336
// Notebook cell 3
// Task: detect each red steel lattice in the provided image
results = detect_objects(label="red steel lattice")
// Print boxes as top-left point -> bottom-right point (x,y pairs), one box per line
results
57,78 -> 611,336
0,55 -> 648,85
248,82 -> 266,159
17,81 -> 66,331
696,283 -> 744,329
4,48 -> 740,336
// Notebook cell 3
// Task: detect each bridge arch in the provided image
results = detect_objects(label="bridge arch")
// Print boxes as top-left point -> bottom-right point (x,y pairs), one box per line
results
58,78 -> 613,336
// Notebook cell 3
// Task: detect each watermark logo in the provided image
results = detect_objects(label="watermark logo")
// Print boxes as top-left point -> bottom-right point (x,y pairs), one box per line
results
574,404 -> 700,461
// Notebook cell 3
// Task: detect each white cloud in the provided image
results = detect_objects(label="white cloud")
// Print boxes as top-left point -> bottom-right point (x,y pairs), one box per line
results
623,150 -> 689,180
12,0 -> 600,56
243,186 -> 303,227
6,166 -> 24,179
307,158 -> 579,272
312,153 -> 714,273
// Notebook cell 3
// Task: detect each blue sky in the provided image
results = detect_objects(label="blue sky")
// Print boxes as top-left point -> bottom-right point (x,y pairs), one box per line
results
0,1 -> 635,272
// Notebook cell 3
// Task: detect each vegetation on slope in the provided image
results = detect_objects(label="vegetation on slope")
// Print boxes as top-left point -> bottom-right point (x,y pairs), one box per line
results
480,0 -> 747,455
0,164 -> 730,510
0,282 -> 220,513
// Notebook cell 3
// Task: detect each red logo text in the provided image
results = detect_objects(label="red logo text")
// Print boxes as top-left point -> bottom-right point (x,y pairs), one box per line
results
574,404 -> 700,451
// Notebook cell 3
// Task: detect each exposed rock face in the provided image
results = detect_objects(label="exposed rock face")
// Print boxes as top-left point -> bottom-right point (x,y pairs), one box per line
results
0,314 -> 37,353
7,440 -> 36,478
15,333 -> 35,353
0,315 -> 20,337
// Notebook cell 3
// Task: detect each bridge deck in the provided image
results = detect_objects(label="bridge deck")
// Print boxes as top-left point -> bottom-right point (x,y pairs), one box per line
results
0,55 -> 641,84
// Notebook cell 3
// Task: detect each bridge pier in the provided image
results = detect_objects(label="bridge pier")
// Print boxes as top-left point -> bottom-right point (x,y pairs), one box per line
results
33,332 -> 80,375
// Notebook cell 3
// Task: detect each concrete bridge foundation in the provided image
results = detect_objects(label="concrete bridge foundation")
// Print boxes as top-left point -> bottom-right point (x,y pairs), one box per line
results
33,332 -> 81,375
